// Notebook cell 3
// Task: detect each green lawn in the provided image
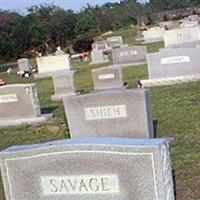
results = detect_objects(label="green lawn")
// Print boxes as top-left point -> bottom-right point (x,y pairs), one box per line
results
0,28 -> 200,200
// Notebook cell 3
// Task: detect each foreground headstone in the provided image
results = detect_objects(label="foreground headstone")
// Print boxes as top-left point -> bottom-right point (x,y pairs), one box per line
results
34,54 -> 73,79
112,46 -> 147,67
51,72 -> 76,101
17,58 -> 31,73
0,84 -> 52,126
107,36 -> 123,48
63,89 -> 154,138
141,48 -> 200,86
92,66 -> 124,90
0,137 -> 175,200
91,50 -> 109,64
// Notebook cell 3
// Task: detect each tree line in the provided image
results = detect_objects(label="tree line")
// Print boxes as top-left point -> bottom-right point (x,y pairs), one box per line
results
0,0 -> 199,62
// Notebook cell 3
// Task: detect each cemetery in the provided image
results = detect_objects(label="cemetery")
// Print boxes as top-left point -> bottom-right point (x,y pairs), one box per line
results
0,1 -> 200,200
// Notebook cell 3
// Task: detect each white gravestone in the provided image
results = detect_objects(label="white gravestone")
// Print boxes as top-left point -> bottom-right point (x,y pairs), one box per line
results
34,54 -> 73,79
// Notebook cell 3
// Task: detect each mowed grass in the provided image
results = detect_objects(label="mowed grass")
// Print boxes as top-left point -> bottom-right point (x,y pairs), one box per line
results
0,28 -> 200,200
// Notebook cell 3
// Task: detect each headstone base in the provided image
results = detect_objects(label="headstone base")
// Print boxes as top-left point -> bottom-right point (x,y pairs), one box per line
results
90,60 -> 110,65
141,74 -> 200,87
51,93 -> 77,101
113,61 -> 147,68
0,114 -> 53,127
34,70 -> 76,79
142,37 -> 163,44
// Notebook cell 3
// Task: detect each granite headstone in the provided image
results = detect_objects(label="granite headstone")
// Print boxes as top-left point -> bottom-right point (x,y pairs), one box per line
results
91,50 -> 109,64
112,46 -> 147,67
92,66 -> 124,90
0,137 -> 175,200
107,36 -> 123,48
51,72 -> 76,101
63,89 -> 154,138
0,84 -> 52,126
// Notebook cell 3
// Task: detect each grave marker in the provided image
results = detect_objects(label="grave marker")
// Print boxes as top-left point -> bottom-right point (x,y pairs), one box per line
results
0,137 -> 175,200
63,89 -> 154,138
0,84 -> 52,126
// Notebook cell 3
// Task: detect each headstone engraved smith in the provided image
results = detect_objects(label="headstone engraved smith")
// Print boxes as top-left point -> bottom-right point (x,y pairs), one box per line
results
0,137 -> 175,200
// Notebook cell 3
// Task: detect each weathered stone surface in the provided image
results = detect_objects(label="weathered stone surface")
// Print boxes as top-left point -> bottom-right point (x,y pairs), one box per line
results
92,66 -> 124,90
163,27 -> 200,47
92,40 -> 109,51
0,137 -> 175,200
63,89 -> 154,139
112,46 -> 147,66
34,54 -> 72,79
0,84 -> 52,126
51,72 -> 76,101
107,36 -> 123,48
91,50 -> 109,64
146,48 -> 200,80
17,58 -> 31,72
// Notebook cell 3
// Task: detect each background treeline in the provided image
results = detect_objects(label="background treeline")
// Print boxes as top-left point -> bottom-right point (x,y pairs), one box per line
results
0,0 -> 199,62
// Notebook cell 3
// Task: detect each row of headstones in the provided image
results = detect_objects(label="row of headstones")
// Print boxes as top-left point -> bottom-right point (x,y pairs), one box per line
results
0,65 -> 175,199
139,15 -> 200,45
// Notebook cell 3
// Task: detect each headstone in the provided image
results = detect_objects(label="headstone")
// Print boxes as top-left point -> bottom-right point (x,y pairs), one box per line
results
0,84 -> 52,126
17,58 -> 31,72
141,48 -> 200,86
91,50 -> 109,64
51,72 -> 76,101
63,89 -> 154,139
188,14 -> 200,22
180,20 -> 198,28
112,46 -> 147,67
92,40 -> 109,51
0,137 -> 175,200
107,36 -> 123,48
142,27 -> 164,44
34,54 -> 73,79
92,66 -> 124,90
164,27 -> 200,47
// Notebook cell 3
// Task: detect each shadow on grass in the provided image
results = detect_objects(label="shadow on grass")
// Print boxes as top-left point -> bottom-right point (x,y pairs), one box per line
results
41,106 -> 58,114
153,119 -> 158,138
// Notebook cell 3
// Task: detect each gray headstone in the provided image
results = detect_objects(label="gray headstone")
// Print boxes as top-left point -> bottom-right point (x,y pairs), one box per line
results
51,72 -> 76,101
112,46 -> 147,67
92,66 -> 124,90
17,58 -> 31,72
92,40 -> 109,51
146,48 -> 200,79
0,137 -> 175,200
159,21 -> 179,30
0,84 -> 52,126
91,50 -> 109,64
107,36 -> 123,48
63,89 -> 154,139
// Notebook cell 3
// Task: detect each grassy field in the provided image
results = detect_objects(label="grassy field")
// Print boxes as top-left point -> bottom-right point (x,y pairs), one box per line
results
0,28 -> 200,200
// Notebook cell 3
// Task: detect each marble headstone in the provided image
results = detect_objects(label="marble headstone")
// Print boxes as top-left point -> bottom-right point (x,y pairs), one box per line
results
51,72 -> 76,101
142,27 -> 164,44
35,54 -> 72,79
63,89 -> 154,139
17,58 -> 31,72
0,137 -> 175,200
112,46 -> 147,67
91,50 -> 109,64
107,36 -> 123,48
92,66 -> 124,90
164,27 -> 200,47
0,84 -> 52,126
